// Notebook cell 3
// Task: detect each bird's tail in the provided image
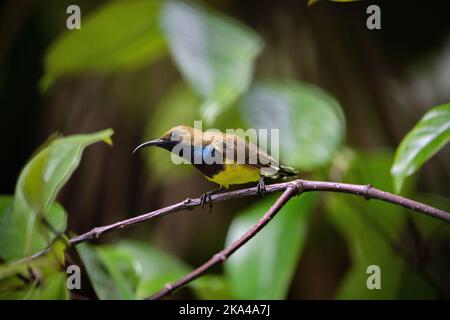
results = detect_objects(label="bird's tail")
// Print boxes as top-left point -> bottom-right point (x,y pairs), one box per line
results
278,165 -> 298,177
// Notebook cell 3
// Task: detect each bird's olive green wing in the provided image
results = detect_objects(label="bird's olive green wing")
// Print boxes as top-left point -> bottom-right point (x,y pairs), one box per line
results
210,134 -> 281,176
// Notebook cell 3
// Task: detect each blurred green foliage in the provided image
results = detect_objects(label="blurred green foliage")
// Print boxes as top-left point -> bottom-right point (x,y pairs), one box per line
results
42,0 -> 166,90
225,193 -> 316,299
0,272 -> 69,300
328,151 -> 432,298
242,80 -> 345,170
0,237 -> 69,299
160,1 -> 262,123
0,130 -> 112,299
0,130 -> 112,262
78,240 -> 190,299
78,240 -> 233,299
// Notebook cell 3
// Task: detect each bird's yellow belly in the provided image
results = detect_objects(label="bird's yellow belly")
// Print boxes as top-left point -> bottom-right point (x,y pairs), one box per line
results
206,164 -> 260,188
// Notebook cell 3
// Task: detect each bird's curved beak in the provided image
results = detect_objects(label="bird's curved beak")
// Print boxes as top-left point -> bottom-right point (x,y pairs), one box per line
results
133,139 -> 165,154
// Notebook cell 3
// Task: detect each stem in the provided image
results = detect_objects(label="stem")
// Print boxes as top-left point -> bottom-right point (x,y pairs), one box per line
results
17,179 -> 450,266
148,184 -> 301,300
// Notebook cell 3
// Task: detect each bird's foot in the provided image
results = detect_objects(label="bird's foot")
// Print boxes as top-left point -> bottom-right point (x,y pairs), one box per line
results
200,187 -> 223,213
200,192 -> 213,213
257,177 -> 266,196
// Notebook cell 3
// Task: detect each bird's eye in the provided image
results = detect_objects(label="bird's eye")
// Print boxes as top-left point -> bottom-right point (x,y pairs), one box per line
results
169,132 -> 178,142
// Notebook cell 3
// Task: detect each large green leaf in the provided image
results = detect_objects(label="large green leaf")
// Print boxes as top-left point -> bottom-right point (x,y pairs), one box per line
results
160,1 -> 262,123
0,201 -> 67,264
115,240 -> 189,299
0,129 -> 113,261
242,79 -> 346,171
77,242 -> 129,300
78,240 -> 189,300
42,0 -> 167,89
327,151 -> 435,299
225,193 -> 316,299
142,83 -> 201,184
391,103 -> 450,192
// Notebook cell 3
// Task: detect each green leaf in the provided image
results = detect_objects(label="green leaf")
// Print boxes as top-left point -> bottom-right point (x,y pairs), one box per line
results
160,1 -> 262,123
142,83 -> 201,185
0,272 -> 69,300
0,129 -> 113,261
77,243 -> 125,300
78,240 -> 189,300
391,103 -> 450,193
241,79 -> 346,170
116,240 -> 190,299
192,275 -> 232,300
96,246 -> 139,299
225,193 -> 316,299
27,272 -> 69,300
0,237 -> 69,300
0,201 -> 67,263
42,0 -> 167,90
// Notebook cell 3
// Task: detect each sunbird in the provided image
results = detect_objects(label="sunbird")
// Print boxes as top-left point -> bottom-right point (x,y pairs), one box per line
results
133,126 -> 297,207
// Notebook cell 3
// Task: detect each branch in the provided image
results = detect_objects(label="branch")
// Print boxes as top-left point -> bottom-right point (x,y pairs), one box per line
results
19,178 -> 450,265
148,183 -> 302,300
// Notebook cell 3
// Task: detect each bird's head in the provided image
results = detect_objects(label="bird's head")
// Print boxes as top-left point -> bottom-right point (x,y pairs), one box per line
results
133,125 -> 203,154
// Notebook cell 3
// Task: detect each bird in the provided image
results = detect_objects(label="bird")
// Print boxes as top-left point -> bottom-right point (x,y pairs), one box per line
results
133,125 -> 297,209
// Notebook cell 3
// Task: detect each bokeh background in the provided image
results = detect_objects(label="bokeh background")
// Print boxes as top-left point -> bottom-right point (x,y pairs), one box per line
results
1,0 -> 450,299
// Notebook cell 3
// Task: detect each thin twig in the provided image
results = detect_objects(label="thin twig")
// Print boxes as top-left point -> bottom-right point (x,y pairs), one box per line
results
148,182 -> 302,300
16,179 -> 450,265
